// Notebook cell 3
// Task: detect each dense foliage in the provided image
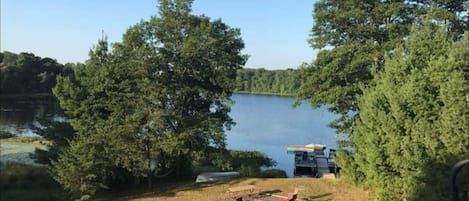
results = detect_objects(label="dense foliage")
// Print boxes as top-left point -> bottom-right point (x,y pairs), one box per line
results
0,51 -> 73,94
0,130 -> 14,139
50,0 -> 247,199
31,119 -> 76,165
298,0 -> 469,200
235,68 -> 301,96
346,24 -> 469,201
297,0 -> 468,136
0,51 -> 298,97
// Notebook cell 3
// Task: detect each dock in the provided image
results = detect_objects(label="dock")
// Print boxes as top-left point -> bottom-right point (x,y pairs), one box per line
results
288,144 -> 340,178
315,155 -> 330,177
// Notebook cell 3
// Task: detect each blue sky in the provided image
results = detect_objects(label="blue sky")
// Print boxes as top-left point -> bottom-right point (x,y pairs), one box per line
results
1,0 -> 318,70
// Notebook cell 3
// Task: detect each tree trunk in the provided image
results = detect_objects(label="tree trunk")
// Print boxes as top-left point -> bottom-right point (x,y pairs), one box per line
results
146,141 -> 152,188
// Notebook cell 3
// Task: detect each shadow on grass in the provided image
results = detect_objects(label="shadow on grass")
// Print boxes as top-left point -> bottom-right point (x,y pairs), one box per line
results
303,193 -> 332,200
96,176 -> 248,201
258,189 -> 282,195
0,162 -> 68,201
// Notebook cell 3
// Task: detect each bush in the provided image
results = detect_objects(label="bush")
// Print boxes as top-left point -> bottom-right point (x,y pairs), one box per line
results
239,164 -> 261,177
0,162 -> 68,201
260,169 -> 288,178
0,130 -> 14,139
193,148 -> 277,177
228,150 -> 276,170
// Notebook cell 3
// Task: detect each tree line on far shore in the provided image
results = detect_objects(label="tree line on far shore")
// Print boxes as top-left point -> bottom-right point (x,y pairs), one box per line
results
235,68 -> 301,96
0,52 -> 299,96
0,51 -> 74,94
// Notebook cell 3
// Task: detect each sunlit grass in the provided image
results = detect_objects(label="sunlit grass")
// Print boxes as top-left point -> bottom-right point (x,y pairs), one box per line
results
96,177 -> 371,201
0,137 -> 51,144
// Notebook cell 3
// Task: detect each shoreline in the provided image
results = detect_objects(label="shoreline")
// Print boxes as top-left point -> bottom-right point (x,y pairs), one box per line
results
234,91 -> 295,97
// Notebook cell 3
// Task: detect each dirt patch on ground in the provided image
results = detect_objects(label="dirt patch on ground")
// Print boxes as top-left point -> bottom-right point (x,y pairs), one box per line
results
100,178 -> 371,201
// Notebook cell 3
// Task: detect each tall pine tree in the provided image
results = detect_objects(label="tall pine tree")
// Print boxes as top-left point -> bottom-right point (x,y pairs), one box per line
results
297,0 -> 468,138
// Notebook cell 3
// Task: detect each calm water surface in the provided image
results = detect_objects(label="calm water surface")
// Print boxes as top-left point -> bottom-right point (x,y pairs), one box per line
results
227,94 -> 339,176
0,95 -> 61,137
0,93 -> 339,176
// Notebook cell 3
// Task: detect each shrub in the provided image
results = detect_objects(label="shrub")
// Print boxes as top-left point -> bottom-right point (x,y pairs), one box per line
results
260,169 -> 288,178
193,148 -> 276,176
0,130 -> 14,139
239,164 -> 261,177
0,162 -> 68,201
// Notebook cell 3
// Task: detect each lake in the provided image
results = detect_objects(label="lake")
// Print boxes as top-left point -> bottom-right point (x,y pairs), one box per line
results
227,93 -> 339,176
0,93 -> 339,176
0,95 -> 61,137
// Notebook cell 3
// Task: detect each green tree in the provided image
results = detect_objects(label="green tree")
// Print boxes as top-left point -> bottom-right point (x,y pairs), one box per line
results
347,24 -> 469,200
297,1 -> 468,199
51,0 -> 247,198
31,119 -> 76,165
297,0 -> 468,138
0,51 -> 66,94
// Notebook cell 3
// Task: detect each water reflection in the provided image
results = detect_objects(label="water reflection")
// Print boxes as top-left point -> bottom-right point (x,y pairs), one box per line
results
0,95 -> 61,137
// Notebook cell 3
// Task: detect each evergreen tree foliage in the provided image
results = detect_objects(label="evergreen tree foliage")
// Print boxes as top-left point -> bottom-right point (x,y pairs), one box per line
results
51,0 -> 246,198
31,119 -> 76,165
345,24 -> 469,201
297,0 -> 468,137
298,2 -> 468,199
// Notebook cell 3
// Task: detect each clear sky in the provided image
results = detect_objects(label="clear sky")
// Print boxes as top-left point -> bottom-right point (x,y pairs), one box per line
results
1,0 -> 318,70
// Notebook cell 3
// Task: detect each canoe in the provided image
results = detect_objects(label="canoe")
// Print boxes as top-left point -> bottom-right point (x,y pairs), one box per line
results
195,171 -> 240,183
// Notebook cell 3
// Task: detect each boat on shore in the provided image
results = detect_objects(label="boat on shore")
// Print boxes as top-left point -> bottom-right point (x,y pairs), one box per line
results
287,144 -> 340,177
195,171 -> 240,183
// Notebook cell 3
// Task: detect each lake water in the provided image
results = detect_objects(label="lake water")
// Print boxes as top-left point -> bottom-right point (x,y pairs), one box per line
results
0,93 -> 339,176
227,94 -> 339,176
0,95 -> 61,137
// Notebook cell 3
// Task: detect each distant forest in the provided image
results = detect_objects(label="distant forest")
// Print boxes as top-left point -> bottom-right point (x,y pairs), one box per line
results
0,51 -> 300,96
235,68 -> 300,96
0,51 -> 73,94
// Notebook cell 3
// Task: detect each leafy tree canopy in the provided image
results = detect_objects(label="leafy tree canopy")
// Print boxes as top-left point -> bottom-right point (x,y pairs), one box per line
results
0,51 -> 72,94
51,0 -> 247,199
297,0 -> 468,137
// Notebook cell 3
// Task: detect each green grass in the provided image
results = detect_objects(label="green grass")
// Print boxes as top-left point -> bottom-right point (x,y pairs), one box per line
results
0,162 -> 68,201
95,177 -> 371,201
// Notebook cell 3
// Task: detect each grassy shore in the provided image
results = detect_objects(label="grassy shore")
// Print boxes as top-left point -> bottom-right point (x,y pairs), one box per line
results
95,177 -> 371,201
0,164 -> 370,201
0,136 -> 50,144
0,138 -> 371,201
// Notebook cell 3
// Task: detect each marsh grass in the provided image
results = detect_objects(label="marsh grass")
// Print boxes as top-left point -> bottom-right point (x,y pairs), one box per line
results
0,162 -> 68,201
0,137 -> 50,144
